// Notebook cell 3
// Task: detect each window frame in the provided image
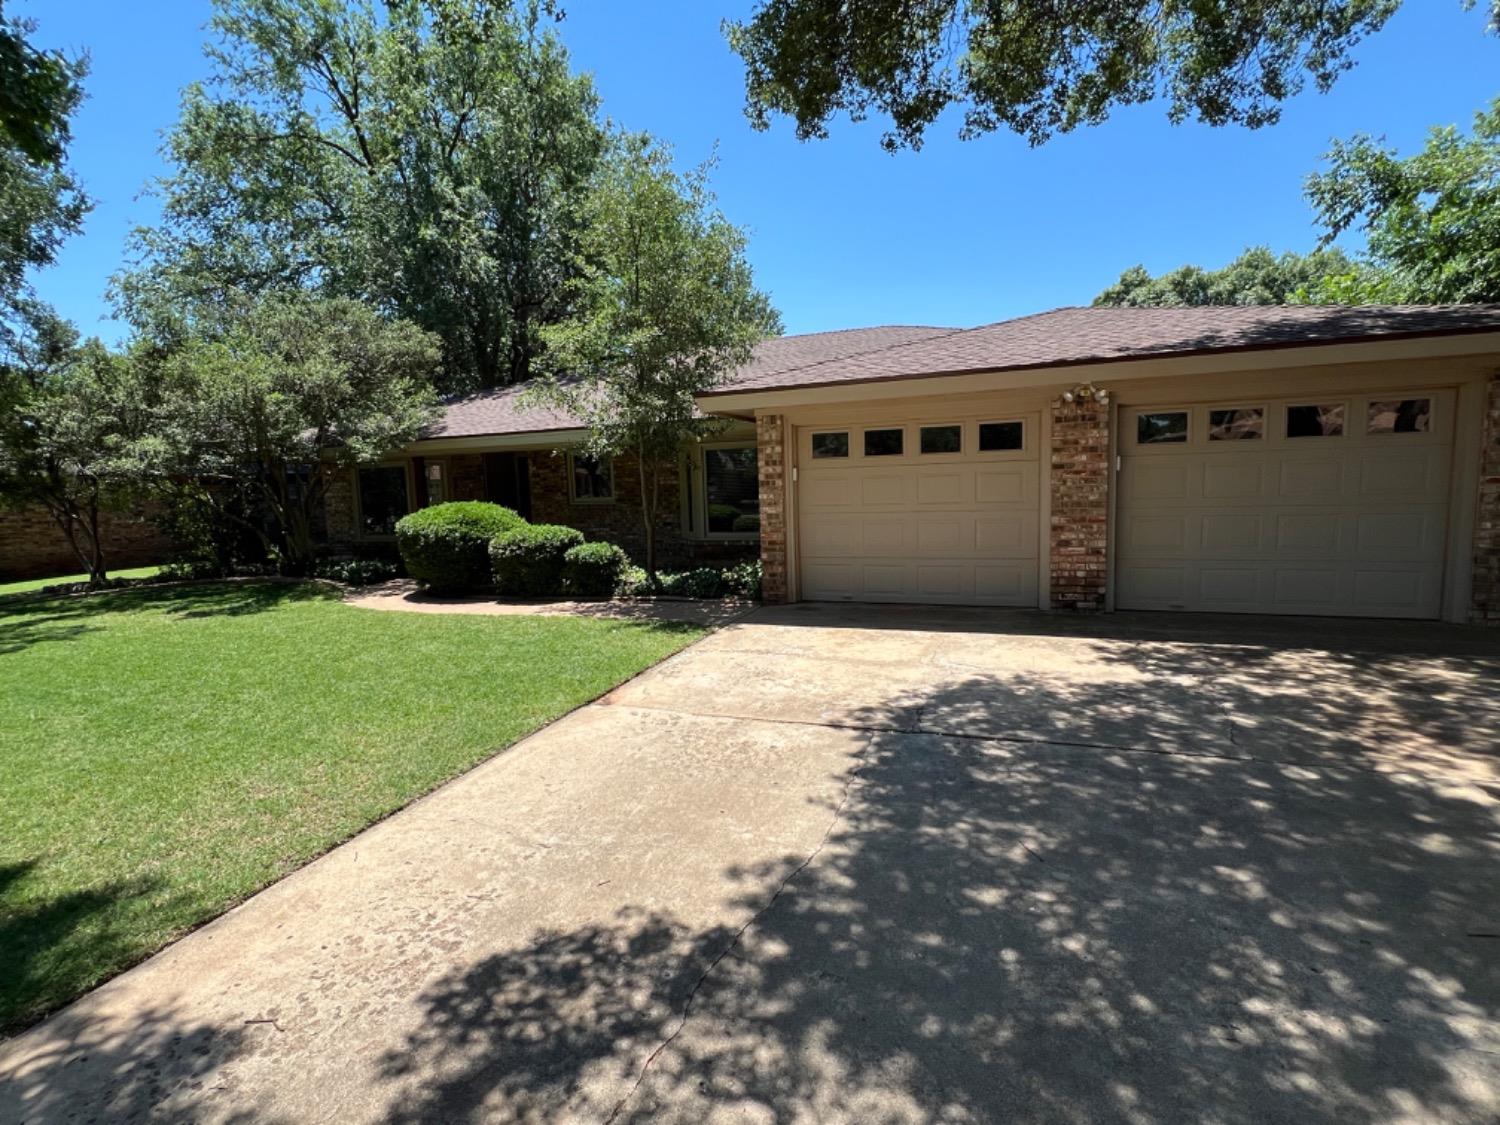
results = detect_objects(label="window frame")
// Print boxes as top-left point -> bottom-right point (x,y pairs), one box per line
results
862,426 -> 905,457
976,418 -> 1027,455
568,452 -> 615,504
1206,406 -> 1267,443
1285,402 -> 1348,440
809,430 -> 850,459
686,440 -> 760,541
918,423 -> 963,456
353,461 -> 414,540
1365,397 -> 1433,436
1135,409 -> 1191,446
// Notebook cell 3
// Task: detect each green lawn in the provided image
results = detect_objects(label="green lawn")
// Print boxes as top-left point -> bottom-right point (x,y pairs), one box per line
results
0,582 -> 703,1032
0,565 -> 164,599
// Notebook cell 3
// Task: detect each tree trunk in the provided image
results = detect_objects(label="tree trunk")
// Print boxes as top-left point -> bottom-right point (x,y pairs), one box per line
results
638,451 -> 657,581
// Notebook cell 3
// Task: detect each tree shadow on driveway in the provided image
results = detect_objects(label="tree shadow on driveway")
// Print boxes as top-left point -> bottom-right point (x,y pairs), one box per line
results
380,614 -> 1500,1123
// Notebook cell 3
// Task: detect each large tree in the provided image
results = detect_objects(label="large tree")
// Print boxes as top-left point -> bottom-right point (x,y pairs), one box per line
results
1094,247 -> 1358,307
140,293 -> 442,575
1306,97 -> 1500,303
533,135 -> 780,578
0,5 -> 88,351
121,0 -> 603,392
724,1 -> 1496,153
0,305 -> 146,584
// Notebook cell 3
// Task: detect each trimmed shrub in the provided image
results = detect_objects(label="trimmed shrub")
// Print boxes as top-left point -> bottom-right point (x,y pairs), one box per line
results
562,542 -> 631,598
731,513 -> 760,532
723,559 -> 763,600
396,502 -> 526,594
490,524 -> 585,597
314,557 -> 402,587
661,567 -> 729,599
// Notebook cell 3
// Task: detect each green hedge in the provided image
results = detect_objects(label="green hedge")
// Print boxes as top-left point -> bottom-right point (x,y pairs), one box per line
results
490,524 -> 585,597
562,542 -> 631,598
395,502 -> 527,594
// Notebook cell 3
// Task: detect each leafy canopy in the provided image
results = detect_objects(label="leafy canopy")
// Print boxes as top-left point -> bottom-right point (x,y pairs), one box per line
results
121,0 -> 604,392
1094,247 -> 1358,307
141,293 -> 441,573
533,134 -> 779,573
726,0 -> 1422,152
0,1 -> 86,165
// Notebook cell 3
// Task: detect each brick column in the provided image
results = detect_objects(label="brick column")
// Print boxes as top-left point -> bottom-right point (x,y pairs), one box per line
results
1473,372 -> 1500,625
1050,392 -> 1111,610
757,413 -> 789,603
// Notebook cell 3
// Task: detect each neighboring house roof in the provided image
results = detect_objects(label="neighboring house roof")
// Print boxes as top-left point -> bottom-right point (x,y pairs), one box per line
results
425,325 -> 956,439
698,304 -> 1500,397
424,306 -> 1500,439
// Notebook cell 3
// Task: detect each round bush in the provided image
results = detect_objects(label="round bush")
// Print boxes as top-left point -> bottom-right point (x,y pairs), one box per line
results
562,541 -> 631,598
490,524 -> 585,597
395,502 -> 526,594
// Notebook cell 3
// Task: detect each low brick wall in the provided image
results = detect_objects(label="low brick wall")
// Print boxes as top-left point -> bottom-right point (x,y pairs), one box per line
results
1049,394 -> 1110,611
1473,372 -> 1500,625
0,504 -> 175,581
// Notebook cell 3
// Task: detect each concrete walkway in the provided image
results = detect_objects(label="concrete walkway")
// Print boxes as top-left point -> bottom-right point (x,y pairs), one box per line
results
343,579 -> 750,627
3,605 -> 1498,1123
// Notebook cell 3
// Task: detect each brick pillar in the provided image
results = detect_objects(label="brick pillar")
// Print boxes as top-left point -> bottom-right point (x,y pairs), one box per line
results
1473,372 -> 1500,625
757,413 -> 789,603
1050,391 -> 1111,610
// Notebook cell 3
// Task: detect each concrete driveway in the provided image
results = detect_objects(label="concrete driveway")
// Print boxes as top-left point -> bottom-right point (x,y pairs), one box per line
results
3,604 -> 1499,1124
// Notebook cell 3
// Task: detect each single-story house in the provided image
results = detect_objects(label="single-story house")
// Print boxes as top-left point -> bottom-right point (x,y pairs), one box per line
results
324,304 -> 1500,625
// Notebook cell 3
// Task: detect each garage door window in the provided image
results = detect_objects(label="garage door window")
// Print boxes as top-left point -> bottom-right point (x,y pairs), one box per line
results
1208,407 -> 1264,441
919,424 -> 961,454
1287,403 -> 1345,438
1137,411 -> 1188,444
811,432 -> 848,459
864,428 -> 904,456
1367,398 -> 1431,434
978,421 -> 1024,452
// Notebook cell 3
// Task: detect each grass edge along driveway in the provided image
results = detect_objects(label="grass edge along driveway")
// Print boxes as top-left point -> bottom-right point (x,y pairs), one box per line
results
0,581 -> 705,1034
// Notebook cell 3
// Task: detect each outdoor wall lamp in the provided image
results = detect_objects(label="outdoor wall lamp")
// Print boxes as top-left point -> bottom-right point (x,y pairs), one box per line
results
1060,382 -> 1109,405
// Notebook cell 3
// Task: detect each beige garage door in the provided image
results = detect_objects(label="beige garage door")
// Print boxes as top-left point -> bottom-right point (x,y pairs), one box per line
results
1117,390 -> 1455,618
796,414 -> 1041,605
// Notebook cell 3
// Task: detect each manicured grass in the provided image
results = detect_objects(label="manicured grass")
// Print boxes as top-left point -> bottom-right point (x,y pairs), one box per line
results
0,565 -> 163,599
0,582 -> 703,1032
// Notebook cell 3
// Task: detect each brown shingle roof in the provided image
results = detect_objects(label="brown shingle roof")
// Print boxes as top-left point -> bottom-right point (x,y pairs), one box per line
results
426,306 -> 1500,438
426,325 -> 956,439
702,305 -> 1500,397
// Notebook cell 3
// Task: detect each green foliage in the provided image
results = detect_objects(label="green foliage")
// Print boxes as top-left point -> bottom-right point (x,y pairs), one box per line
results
313,557 -> 403,587
140,292 -> 441,576
533,133 -> 778,576
0,3 -> 87,165
1093,247 -> 1359,307
120,0 -> 605,391
618,560 -> 762,600
0,307 -> 147,583
726,0 -> 1405,153
561,540 -> 630,597
1305,97 -> 1500,302
490,522 -> 585,597
395,501 -> 525,593
731,513 -> 761,533
723,559 -> 763,599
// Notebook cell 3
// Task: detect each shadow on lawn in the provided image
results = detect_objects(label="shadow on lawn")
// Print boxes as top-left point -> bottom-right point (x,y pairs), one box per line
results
0,581 -> 333,654
375,620 -> 1500,1123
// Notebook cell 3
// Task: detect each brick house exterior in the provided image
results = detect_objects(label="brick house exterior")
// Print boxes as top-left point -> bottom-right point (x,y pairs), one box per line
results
1473,371 -> 1500,624
0,504 -> 175,582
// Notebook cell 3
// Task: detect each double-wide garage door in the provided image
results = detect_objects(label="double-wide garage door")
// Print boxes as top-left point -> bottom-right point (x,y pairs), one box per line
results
1117,390 -> 1455,618
796,414 -> 1041,605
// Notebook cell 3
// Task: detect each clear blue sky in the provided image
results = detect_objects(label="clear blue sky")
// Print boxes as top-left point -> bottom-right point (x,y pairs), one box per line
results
15,0 -> 1499,343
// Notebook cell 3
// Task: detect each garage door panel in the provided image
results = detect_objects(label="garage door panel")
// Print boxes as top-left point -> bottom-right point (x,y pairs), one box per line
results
796,414 -> 1041,606
1118,390 -> 1453,618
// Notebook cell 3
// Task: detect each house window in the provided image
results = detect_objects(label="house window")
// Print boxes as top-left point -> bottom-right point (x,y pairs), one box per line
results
1137,411 -> 1188,444
864,428 -> 904,456
1367,398 -> 1431,434
704,446 -> 759,534
358,465 -> 409,536
570,454 -> 613,502
1208,407 -> 1264,441
424,461 -> 447,505
811,432 -> 848,459
1286,404 -> 1344,438
978,421 -> 1024,452
920,425 -> 962,454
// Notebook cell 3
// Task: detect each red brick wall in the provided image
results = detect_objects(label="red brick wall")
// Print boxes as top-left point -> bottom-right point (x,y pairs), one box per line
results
1050,394 -> 1110,610
756,415 -> 789,603
0,504 -> 175,581
1473,373 -> 1500,625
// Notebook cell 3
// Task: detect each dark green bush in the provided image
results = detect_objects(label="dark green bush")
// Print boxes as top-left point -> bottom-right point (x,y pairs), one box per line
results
314,557 -> 402,587
490,523 -> 585,597
562,542 -> 630,597
395,502 -> 526,594
723,559 -> 763,599
731,513 -> 760,532
661,567 -> 729,599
